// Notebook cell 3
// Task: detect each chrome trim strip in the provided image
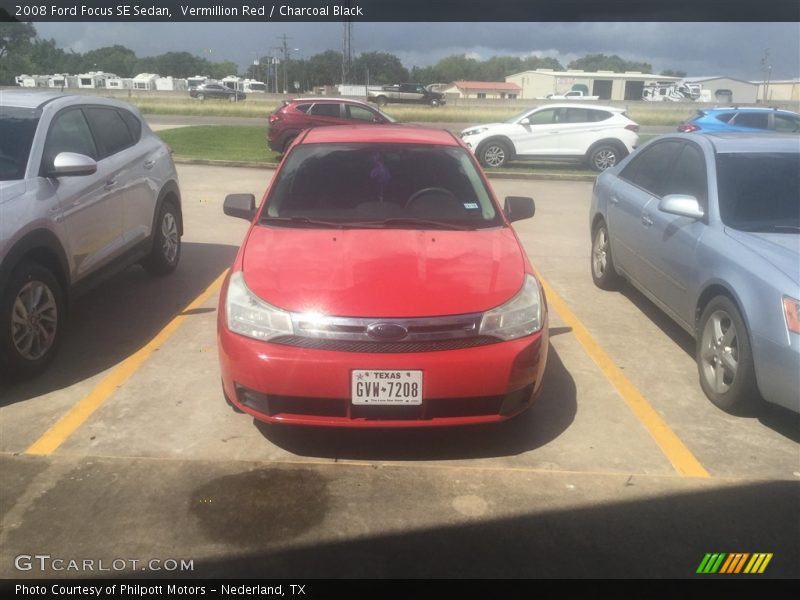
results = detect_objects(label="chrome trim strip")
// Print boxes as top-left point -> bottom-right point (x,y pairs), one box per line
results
290,312 -> 483,342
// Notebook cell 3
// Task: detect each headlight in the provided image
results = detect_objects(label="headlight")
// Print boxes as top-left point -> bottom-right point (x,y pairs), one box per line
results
479,275 -> 543,340
225,271 -> 293,341
461,127 -> 488,137
783,296 -> 800,334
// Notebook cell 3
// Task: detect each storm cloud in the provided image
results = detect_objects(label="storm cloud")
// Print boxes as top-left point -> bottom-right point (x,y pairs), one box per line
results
34,21 -> 800,80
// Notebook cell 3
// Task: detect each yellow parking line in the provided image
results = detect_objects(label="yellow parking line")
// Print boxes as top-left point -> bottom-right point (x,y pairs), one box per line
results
26,271 -> 228,456
539,276 -> 710,478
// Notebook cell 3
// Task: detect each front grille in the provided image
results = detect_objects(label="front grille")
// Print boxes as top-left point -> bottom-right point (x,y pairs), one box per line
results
269,335 -> 500,353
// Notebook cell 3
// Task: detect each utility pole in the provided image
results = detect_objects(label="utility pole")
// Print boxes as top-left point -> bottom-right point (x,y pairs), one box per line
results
278,33 -> 291,94
760,49 -> 772,104
342,20 -> 353,85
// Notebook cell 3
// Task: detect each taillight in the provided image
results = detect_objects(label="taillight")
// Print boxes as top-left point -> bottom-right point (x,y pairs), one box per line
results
625,124 -> 639,133
678,123 -> 700,133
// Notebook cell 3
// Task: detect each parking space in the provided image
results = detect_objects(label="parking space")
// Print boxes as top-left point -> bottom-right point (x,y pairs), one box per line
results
0,166 -> 797,578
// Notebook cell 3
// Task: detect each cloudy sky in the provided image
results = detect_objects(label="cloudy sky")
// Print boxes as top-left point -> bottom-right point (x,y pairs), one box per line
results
34,21 -> 800,81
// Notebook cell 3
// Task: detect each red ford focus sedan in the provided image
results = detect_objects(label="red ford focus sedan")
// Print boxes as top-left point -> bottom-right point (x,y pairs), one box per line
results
218,125 -> 548,427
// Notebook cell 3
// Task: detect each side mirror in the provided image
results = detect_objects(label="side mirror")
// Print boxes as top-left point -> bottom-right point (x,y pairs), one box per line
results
519,117 -> 531,126
49,152 -> 97,177
504,196 -> 535,222
658,194 -> 704,220
224,193 -> 257,221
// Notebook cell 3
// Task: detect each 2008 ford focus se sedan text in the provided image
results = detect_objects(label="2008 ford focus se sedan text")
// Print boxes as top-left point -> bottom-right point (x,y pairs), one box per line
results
218,125 -> 548,427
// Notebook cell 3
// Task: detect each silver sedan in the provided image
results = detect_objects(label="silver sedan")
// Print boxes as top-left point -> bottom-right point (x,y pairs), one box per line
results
589,132 -> 799,414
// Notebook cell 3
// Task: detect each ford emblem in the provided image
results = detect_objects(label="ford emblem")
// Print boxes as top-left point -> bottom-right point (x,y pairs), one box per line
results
366,322 -> 408,341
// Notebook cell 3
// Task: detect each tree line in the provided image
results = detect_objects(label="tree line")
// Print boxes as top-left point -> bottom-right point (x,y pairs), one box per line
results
1,22 -> 685,89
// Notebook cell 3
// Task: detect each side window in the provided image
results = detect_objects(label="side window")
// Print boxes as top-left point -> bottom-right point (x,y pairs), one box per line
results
308,103 -> 341,118
565,108 -> 611,123
714,113 -> 736,123
85,107 -> 134,158
774,114 -> 800,133
294,104 -> 311,113
620,140 -> 682,196
732,112 -> 769,129
43,108 -> 97,169
528,109 -> 559,125
346,105 -> 379,122
664,143 -> 708,207
118,109 -> 142,142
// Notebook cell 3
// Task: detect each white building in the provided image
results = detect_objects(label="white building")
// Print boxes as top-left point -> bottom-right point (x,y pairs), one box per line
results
17,74 -> 49,88
506,69 -> 681,101
243,79 -> 267,93
155,76 -> 188,91
187,75 -> 209,89
753,79 -> 800,103
105,76 -> 132,90
131,73 -> 160,91
222,76 -> 245,91
77,71 -> 115,89
442,80 -> 522,100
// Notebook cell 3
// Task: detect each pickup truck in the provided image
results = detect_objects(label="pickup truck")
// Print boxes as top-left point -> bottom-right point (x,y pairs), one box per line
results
539,90 -> 600,100
367,83 -> 446,107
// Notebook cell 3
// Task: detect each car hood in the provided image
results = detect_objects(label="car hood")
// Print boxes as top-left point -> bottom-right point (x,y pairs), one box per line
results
0,180 -> 27,206
241,226 -> 527,317
725,228 -> 800,286
462,122 -> 507,134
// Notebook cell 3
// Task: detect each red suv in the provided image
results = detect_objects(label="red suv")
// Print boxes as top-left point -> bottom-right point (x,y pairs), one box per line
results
267,97 -> 396,153
220,125 -> 548,428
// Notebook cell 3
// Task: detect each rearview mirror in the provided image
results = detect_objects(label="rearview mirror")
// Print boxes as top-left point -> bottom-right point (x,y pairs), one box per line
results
224,193 -> 257,221
504,196 -> 535,222
658,194 -> 704,220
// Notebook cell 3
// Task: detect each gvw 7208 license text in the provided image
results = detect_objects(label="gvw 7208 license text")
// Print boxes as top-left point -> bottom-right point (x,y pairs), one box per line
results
351,370 -> 423,405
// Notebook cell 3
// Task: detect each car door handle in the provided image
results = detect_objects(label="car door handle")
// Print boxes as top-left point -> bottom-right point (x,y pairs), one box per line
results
143,160 -> 156,169
642,214 -> 654,227
105,180 -> 117,189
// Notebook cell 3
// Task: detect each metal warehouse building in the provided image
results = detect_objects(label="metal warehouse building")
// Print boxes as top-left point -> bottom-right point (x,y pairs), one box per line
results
505,69 -> 681,101
684,76 -> 760,104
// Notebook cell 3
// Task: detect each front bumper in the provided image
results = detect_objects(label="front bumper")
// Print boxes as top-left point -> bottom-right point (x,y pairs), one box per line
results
218,321 -> 549,428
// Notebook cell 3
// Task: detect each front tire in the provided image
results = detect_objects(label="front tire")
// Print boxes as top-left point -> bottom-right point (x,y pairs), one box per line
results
0,261 -> 65,379
478,140 -> 511,169
697,296 -> 760,414
143,201 -> 181,276
588,144 -> 623,171
590,221 -> 622,290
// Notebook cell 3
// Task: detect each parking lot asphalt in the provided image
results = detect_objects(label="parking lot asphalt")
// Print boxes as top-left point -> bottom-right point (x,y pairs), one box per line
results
1,167 -> 798,579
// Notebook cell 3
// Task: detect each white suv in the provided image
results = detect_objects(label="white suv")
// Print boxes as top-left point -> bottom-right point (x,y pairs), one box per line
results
460,103 -> 640,171
0,91 -> 182,378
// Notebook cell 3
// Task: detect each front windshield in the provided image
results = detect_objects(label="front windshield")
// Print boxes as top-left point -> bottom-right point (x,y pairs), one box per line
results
716,152 -> 800,233
261,143 -> 501,229
0,106 -> 39,181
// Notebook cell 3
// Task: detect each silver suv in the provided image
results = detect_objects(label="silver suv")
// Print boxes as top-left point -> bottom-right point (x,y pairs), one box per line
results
0,91 -> 182,378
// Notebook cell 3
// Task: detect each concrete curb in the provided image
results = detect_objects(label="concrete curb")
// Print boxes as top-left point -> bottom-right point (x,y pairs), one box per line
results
172,158 -> 598,182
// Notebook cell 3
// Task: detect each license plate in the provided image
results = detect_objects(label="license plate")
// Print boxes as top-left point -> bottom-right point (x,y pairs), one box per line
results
351,370 -> 423,405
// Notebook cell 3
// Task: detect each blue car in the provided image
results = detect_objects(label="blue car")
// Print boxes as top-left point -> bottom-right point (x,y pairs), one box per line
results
678,107 -> 800,133
589,133 -> 799,414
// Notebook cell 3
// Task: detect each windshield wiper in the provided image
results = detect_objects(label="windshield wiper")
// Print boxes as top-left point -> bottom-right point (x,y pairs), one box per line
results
736,224 -> 800,233
348,217 -> 476,231
261,216 -> 346,228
